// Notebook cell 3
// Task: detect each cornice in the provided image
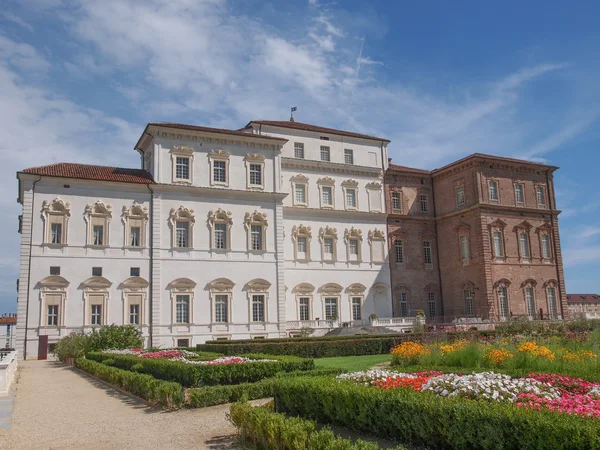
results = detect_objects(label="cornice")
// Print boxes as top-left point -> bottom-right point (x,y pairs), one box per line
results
153,183 -> 287,201
434,203 -> 561,222
282,157 -> 382,178
283,206 -> 386,219
148,126 -> 284,150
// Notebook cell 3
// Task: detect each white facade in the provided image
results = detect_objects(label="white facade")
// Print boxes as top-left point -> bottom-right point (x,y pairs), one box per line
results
16,121 -> 394,358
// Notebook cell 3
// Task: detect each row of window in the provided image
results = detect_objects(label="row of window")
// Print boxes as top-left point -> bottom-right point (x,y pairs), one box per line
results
484,181 -> 547,208
296,296 -> 364,321
496,284 -> 559,320
390,191 -> 429,214
397,292 -> 438,318
393,240 -> 434,268
293,142 -> 355,165
291,176 -> 383,212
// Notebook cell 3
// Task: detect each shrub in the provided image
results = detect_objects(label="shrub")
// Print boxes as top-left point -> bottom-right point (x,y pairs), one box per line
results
75,358 -> 184,409
230,402 -> 404,450
54,330 -> 94,361
274,377 -> 600,450
54,325 -> 143,362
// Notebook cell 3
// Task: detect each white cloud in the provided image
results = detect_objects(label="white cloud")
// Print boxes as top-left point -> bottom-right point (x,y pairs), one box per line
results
563,246 -> 600,267
0,34 -> 49,72
1,12 -> 34,32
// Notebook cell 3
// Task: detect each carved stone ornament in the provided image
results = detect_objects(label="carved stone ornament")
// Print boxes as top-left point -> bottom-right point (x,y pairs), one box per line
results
319,225 -> 338,242
347,283 -> 367,294
317,176 -> 335,185
344,227 -> 363,242
209,149 -> 230,158
246,278 -> 272,292
244,210 -> 268,227
244,153 -> 265,162
171,145 -> 194,155
368,228 -> 386,242
341,179 -> 359,187
294,283 -> 315,294
320,283 -> 343,294
42,197 -> 71,215
208,278 -> 235,292
291,224 -> 312,239
85,200 -> 112,218
169,205 -> 195,223
366,182 -> 382,190
122,202 -> 148,219
208,208 -> 233,226
290,174 -> 309,183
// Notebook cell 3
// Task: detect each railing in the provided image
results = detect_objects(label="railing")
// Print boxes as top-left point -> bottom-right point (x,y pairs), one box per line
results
286,317 -> 418,329
370,317 -> 416,326
286,320 -> 338,329
584,312 -> 600,319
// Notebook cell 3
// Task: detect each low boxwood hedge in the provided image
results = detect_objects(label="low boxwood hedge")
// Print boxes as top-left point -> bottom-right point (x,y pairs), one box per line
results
230,402 -> 405,450
75,357 -> 184,409
86,352 -> 314,387
274,376 -> 600,450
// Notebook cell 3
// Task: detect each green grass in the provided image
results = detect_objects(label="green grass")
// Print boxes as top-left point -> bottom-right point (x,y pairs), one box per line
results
315,354 -> 391,372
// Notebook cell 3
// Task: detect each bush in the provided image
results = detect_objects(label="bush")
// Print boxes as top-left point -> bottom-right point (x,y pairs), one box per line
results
274,377 -> 600,450
54,330 -> 94,362
54,325 -> 143,362
230,402 -> 404,450
86,352 -> 315,387
75,358 -> 184,409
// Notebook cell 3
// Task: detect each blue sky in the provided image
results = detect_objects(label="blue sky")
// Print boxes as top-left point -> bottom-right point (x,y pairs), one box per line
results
1,0 -> 599,312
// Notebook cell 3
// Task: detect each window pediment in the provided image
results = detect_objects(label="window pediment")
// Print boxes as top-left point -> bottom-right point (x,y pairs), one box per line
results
208,208 -> 233,226
460,281 -> 476,290
207,278 -> 234,292
521,278 -> 538,288
489,218 -> 507,230
366,182 -> 382,190
319,225 -> 338,241
393,283 -> 411,292
85,200 -> 112,218
347,283 -> 367,294
371,283 -> 389,295
290,174 -> 309,183
294,283 -> 315,294
244,152 -> 265,162
169,206 -> 195,224
417,228 -> 436,240
122,202 -> 148,220
244,210 -> 267,228
493,278 -> 511,289
291,224 -> 312,240
42,197 -> 71,215
390,226 -> 408,238
81,276 -> 112,289
344,227 -> 363,242
246,278 -> 271,292
341,179 -> 359,188
320,283 -> 343,294
168,278 -> 197,290
454,222 -> 471,233
39,275 -> 69,288
536,222 -> 553,234
171,145 -> 194,156
514,220 -> 533,232
368,228 -> 385,242
424,283 -> 439,292
209,149 -> 230,159
120,276 -> 149,289
543,279 -> 558,289
317,176 -> 335,185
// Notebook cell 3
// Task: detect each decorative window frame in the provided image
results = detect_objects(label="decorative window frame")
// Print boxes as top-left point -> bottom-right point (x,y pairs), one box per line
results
391,227 -> 408,267
171,145 -> 194,184
493,278 -> 512,321
394,284 -> 411,317
208,278 -> 235,324
460,281 -> 476,316
122,202 -> 148,248
291,224 -> 312,261
168,278 -> 196,325
290,174 -> 309,207
536,222 -> 554,262
342,179 -> 359,211
208,208 -> 233,251
244,153 -> 265,190
169,206 -> 195,250
246,278 -> 271,323
418,228 -> 436,269
244,210 -> 268,252
294,283 -> 315,321
455,179 -> 466,208
543,279 -> 560,320
368,228 -> 386,264
488,178 -> 500,203
85,200 -> 112,248
418,193 -> 429,213
424,283 -> 439,319
390,190 -> 403,214
320,283 -> 343,321
317,177 -> 335,209
514,220 -> 533,263
120,276 -> 149,326
454,222 -> 471,265
82,276 -> 112,326
42,197 -> 70,246
513,180 -> 526,207
366,182 -> 383,213
347,283 -> 366,322
38,275 -> 69,327
319,226 -> 338,262
521,278 -> 538,319
535,183 -> 547,209
488,219 -> 507,262
344,227 -> 363,263
209,149 -> 230,187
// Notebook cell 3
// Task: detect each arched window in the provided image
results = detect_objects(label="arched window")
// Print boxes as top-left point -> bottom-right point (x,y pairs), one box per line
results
246,279 -> 271,323
344,227 -> 363,263
169,206 -> 195,249
291,224 -> 312,261
168,278 -> 196,325
543,280 -> 560,320
85,200 -> 112,247
521,279 -> 538,319
81,276 -> 112,326
245,211 -> 268,252
38,275 -> 69,327
42,197 -> 71,245
208,278 -> 235,324
122,202 -> 148,248
494,279 -> 511,321
208,209 -> 233,251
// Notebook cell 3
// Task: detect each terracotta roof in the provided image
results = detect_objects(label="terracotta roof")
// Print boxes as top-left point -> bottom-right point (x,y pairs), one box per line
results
566,294 -> 600,304
432,153 -> 559,175
144,122 -> 288,142
21,163 -> 153,184
0,317 -> 16,325
388,163 -> 431,175
246,120 -> 390,142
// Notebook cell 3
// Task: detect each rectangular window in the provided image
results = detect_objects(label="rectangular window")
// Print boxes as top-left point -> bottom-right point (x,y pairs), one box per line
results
295,184 -> 306,204
129,226 -> 141,247
91,304 -> 102,325
130,267 -> 140,277
541,235 -> 551,259
344,149 -> 354,165
177,338 -> 190,348
297,236 -> 307,254
493,231 -> 504,257
50,266 -> 60,276
391,192 -> 401,212
464,289 -> 474,315
51,223 -> 62,244
395,240 -> 404,263
249,164 -> 262,186
346,189 -> 356,208
324,297 -> 338,320
294,142 -> 304,159
456,186 -> 465,207
47,305 -> 58,326
489,181 -> 499,201
399,292 -> 408,317
324,238 -> 333,258
299,297 -> 310,321
252,295 -> 265,322
526,287 -> 536,318
352,297 -> 362,321
536,186 -> 546,206
176,221 -> 189,248
428,293 -> 436,318
214,223 -> 226,249
498,287 -> 509,319
175,295 -> 190,323
321,186 -> 332,206
175,157 -> 190,180
213,160 -> 227,183
129,304 -> 140,325
215,295 -> 228,323
250,225 -> 263,251
349,239 -> 358,256
460,235 -> 470,261
92,225 -> 104,246
423,241 -> 432,266
92,267 -> 102,277
515,184 -> 524,205
547,287 -> 557,319
320,146 -> 330,162
519,233 -> 530,258
420,194 -> 428,212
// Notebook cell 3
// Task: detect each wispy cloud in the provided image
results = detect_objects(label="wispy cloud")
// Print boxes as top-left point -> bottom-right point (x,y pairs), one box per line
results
1,12 -> 34,32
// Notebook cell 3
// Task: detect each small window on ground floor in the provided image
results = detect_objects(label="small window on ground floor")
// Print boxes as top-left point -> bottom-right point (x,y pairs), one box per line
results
176,338 -> 190,348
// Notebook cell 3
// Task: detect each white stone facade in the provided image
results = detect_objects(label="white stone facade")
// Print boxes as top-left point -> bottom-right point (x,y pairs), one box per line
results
16,122 -> 393,358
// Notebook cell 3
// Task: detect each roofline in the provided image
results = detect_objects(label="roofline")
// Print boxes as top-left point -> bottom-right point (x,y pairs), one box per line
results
387,163 -> 431,175
431,153 -> 559,176
245,120 -> 391,143
17,171 -> 154,186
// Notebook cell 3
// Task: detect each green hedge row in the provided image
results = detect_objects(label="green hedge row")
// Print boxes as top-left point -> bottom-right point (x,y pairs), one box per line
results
86,352 -> 314,387
274,377 -> 600,450
75,358 -> 184,409
186,368 -> 347,408
204,334 -> 410,345
230,402 -> 405,450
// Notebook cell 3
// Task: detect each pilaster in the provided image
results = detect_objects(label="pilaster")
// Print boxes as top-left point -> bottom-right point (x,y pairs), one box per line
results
16,183 -> 34,358
274,201 -> 287,336
151,193 -> 162,340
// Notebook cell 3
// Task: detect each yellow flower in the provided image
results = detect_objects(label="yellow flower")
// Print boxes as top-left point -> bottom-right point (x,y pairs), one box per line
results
518,341 -> 555,361
483,349 -> 514,367
391,341 -> 430,365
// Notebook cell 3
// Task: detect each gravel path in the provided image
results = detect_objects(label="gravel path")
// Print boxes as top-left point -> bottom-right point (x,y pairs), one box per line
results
0,360 -> 245,450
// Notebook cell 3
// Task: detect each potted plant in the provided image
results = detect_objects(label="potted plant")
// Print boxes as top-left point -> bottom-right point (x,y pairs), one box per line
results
369,313 -> 378,322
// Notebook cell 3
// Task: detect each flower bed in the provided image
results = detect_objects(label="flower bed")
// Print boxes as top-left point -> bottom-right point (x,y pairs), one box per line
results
103,349 -> 276,365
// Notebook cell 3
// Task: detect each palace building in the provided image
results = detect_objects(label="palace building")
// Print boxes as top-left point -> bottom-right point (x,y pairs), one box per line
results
16,119 -> 567,358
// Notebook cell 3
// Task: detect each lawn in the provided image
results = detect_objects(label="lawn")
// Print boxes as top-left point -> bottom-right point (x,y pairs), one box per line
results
315,354 -> 391,372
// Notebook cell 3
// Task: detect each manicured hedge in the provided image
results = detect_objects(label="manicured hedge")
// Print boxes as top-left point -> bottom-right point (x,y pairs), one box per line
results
204,334 -> 410,345
75,357 -> 184,409
230,402 -> 405,450
86,352 -> 314,387
186,368 -> 347,408
274,377 -> 600,450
